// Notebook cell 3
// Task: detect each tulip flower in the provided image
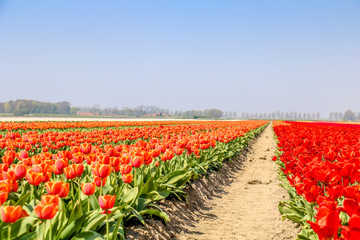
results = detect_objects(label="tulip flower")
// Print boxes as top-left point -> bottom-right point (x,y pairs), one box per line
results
13,164 -> 27,180
131,156 -> 144,168
99,195 -> 116,240
41,194 -> 59,206
63,164 -> 83,179
58,182 -> 70,198
0,191 -> 8,205
98,195 -> 115,214
26,170 -> 43,186
45,181 -> 62,195
307,200 -> 340,240
18,150 -> 29,160
55,158 -> 68,171
122,173 -> 133,184
81,182 -> 96,196
93,176 -> 106,187
80,143 -> 92,154
120,164 -> 132,175
1,205 -> 22,240
341,214 -> 360,240
34,202 -> 58,220
92,164 -> 111,178
82,182 -> 96,211
0,164 -> 9,173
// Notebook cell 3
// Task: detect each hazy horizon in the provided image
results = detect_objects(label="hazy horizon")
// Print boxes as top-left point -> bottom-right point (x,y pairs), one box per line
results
1,0 -> 359,117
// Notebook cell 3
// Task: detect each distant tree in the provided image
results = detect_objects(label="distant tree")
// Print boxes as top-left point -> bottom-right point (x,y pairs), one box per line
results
343,109 -> 356,121
233,111 -> 237,118
204,108 -> 223,118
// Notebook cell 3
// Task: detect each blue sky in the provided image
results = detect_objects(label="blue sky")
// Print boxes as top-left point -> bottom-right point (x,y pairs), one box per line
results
0,0 -> 359,116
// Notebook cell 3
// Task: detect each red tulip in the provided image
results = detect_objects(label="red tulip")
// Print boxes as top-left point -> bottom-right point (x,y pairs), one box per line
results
1,156 -> 14,165
34,203 -> 58,220
341,214 -> 360,240
58,182 -> 70,198
64,164 -> 83,179
98,195 -> 115,214
26,170 -> 43,186
0,191 -> 8,205
120,165 -> 132,175
131,156 -> 144,168
307,200 -> 340,240
1,205 -> 22,223
81,182 -> 96,196
18,150 -> 29,160
94,176 -> 107,187
92,164 -> 111,178
13,164 -> 27,180
45,181 -> 63,195
41,194 -> 59,206
72,153 -> 84,164
122,173 -> 133,184
55,158 -> 68,171
80,143 -> 92,154
0,164 -> 9,173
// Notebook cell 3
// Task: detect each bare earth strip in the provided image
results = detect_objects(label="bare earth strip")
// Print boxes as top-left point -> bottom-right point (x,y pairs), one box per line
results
177,123 -> 299,240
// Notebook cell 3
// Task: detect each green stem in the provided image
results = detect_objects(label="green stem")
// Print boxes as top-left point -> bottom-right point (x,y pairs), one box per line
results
49,220 -> 52,240
77,178 -> 81,202
87,197 -> 90,212
100,183 -> 103,196
106,213 -> 109,240
30,185 -> 34,203
8,224 -> 11,240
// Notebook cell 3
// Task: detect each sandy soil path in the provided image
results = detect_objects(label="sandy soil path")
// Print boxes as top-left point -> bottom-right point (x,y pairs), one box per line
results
178,123 -> 299,240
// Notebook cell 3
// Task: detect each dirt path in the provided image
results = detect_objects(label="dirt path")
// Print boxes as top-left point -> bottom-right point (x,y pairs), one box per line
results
178,123 -> 299,240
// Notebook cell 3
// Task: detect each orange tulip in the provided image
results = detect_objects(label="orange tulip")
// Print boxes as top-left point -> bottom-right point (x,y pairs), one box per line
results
13,164 -> 27,180
26,170 -> 43,186
58,182 -> 70,198
1,205 -> 22,223
120,164 -> 132,175
45,181 -> 63,195
92,164 -> 111,178
41,194 -> 59,206
98,195 -> 115,214
0,191 -> 8,205
81,182 -> 96,196
94,176 -> 107,187
80,143 -> 92,154
122,173 -> 133,184
34,202 -> 58,220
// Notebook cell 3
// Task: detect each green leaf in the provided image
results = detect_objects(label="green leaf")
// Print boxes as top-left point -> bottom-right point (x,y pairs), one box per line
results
110,214 -> 124,240
89,194 -> 100,210
119,187 -> 138,208
69,200 -> 83,224
161,170 -> 190,186
83,211 -> 107,232
140,177 -> 157,197
71,230 -> 104,240
131,208 -> 145,225
1,217 -> 38,239
278,202 -> 304,224
15,192 -> 30,206
139,209 -> 170,223
60,214 -> 88,239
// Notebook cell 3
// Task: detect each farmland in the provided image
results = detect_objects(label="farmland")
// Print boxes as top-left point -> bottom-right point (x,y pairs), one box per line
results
0,119 -> 267,239
2,119 -> 360,240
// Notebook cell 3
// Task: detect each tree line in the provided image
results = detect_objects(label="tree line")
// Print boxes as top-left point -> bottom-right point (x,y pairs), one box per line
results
0,99 -> 71,115
241,111 -> 321,120
330,110 -> 360,121
76,105 -> 226,119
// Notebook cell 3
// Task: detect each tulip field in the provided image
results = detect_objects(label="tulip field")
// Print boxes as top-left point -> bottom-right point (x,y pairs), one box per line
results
0,120 -> 268,240
273,121 -> 360,240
